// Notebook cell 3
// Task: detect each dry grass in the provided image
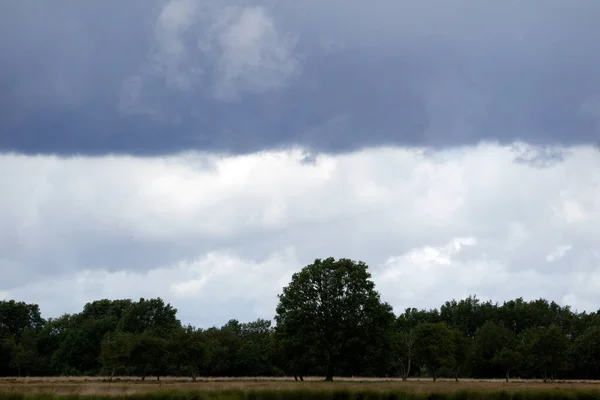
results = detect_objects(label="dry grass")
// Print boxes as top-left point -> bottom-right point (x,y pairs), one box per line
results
1,377 -> 600,396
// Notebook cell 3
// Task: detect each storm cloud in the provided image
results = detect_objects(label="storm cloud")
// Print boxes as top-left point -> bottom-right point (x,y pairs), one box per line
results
1,0 -> 599,156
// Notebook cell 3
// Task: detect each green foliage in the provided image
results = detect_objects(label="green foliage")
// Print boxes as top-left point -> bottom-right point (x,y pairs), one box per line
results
99,330 -> 133,379
168,325 -> 207,380
440,295 -> 497,338
392,328 -> 415,381
9,326 -> 39,376
129,331 -> 168,380
571,325 -> 600,378
0,300 -> 45,337
236,319 -> 274,376
449,328 -> 469,380
491,348 -> 523,382
413,322 -> 455,381
519,325 -> 569,381
469,321 -> 514,378
118,297 -> 180,337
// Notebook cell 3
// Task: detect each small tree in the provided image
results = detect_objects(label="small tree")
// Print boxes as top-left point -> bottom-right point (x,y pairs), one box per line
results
10,327 -> 39,377
413,322 -> 455,381
169,325 -> 207,381
520,325 -> 568,382
396,329 -> 414,381
449,328 -> 470,382
470,321 -> 514,378
491,347 -> 522,382
269,324 -> 314,381
129,331 -> 168,381
99,331 -> 133,381
571,325 -> 600,378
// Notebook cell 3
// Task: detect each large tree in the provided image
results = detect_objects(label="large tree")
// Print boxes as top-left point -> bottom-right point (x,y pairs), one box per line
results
275,257 -> 394,381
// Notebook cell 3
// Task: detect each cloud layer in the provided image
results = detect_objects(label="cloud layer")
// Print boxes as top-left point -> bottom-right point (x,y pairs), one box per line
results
3,0 -> 600,328
1,0 -> 599,155
2,143 -> 600,327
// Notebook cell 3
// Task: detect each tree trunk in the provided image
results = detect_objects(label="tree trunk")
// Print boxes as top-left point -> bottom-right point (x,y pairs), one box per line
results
399,358 -> 411,381
156,375 -> 160,381
325,364 -> 334,381
141,364 -> 150,381
325,353 -> 335,381
505,370 -> 510,383
399,332 -> 413,382
300,376 -> 304,381
293,375 -> 298,381
110,366 -> 115,382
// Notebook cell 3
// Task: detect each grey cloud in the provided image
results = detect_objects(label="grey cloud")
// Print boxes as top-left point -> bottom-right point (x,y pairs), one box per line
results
1,0 -> 599,156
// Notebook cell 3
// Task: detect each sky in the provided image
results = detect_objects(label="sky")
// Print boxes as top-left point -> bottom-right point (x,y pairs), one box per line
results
1,0 -> 600,328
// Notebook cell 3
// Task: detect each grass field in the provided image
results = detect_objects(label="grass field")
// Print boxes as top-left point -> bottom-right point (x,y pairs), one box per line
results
2,377 -> 600,400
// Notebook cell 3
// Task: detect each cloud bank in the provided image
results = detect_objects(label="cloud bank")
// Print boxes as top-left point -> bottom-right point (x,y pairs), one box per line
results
2,143 -> 600,327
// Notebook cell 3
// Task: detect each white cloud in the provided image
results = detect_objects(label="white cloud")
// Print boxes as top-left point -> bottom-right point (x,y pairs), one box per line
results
1,143 -> 600,325
152,0 -> 203,91
122,0 -> 299,109
375,238 -> 572,313
4,247 -> 300,327
546,245 -> 572,262
212,5 -> 299,100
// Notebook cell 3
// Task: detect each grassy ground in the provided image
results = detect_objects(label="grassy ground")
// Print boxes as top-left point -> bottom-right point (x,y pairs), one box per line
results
1,377 -> 600,397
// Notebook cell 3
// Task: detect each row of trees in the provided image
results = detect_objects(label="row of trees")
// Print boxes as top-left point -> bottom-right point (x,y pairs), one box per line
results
2,257 -> 600,381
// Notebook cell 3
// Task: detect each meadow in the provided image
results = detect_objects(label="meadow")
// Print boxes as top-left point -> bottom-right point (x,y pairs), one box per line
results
2,377 -> 600,400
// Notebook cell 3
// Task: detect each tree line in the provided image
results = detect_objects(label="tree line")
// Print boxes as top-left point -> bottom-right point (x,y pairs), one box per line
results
2,257 -> 600,381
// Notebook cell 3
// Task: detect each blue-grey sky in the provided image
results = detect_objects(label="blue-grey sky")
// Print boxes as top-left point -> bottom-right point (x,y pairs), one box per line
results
2,0 -> 600,328
2,0 -> 599,156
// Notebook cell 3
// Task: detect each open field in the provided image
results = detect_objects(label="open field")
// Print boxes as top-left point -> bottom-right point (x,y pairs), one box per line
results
2,377 -> 600,399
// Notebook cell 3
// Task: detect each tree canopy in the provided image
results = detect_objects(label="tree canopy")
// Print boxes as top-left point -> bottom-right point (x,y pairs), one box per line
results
1,257 -> 600,381
274,257 -> 395,380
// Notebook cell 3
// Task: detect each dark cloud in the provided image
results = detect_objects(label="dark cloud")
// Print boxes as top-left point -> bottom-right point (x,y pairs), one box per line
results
1,0 -> 599,156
